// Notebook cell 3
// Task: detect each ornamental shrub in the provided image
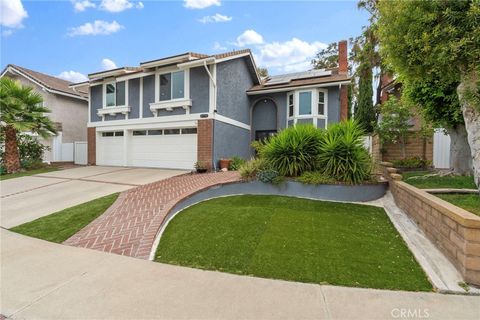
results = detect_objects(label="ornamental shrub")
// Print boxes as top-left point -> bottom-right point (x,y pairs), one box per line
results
239,158 -> 266,180
260,125 -> 323,176
317,120 -> 372,184
0,132 -> 48,169
229,156 -> 246,171
257,168 -> 280,184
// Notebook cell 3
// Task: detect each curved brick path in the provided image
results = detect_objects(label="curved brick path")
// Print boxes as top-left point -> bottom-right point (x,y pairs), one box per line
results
64,171 -> 241,259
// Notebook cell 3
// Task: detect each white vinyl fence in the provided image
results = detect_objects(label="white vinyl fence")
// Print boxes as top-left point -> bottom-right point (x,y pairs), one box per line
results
74,141 -> 88,165
362,135 -> 373,154
433,129 -> 451,169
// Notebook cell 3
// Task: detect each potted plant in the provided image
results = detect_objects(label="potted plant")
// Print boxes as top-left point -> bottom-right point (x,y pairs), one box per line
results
195,161 -> 209,173
219,158 -> 232,170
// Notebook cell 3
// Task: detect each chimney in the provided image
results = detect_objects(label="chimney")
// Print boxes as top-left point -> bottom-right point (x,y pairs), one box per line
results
338,40 -> 348,74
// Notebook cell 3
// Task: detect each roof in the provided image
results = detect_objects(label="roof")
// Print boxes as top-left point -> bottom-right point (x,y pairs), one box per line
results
77,49 -> 261,86
1,64 -> 88,100
248,68 -> 350,94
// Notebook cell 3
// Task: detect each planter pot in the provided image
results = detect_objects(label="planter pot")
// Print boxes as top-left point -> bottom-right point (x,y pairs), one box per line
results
219,159 -> 232,170
196,168 -> 208,174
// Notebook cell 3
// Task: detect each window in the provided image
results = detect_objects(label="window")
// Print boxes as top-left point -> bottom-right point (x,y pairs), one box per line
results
164,129 -> 180,135
148,130 -> 163,135
133,130 -> 147,136
181,128 -> 197,134
299,91 -> 312,115
114,131 -> 124,137
106,83 -> 116,107
102,132 -> 114,137
288,93 -> 294,117
318,91 -> 325,115
159,71 -> 185,101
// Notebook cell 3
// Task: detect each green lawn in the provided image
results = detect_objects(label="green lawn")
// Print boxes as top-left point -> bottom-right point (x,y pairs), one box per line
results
0,167 -> 59,181
155,195 -> 432,291
10,193 -> 119,243
437,194 -> 480,216
402,171 -> 476,189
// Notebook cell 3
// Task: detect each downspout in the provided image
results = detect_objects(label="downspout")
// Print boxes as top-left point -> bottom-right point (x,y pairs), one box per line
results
203,60 -> 216,113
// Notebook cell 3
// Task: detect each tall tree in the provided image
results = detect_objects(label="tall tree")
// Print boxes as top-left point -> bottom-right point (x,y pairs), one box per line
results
0,77 -> 56,173
355,61 -> 375,133
311,42 -> 339,69
377,0 -> 480,187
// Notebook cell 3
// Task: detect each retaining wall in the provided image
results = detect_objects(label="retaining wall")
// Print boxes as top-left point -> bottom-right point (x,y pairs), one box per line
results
381,162 -> 480,286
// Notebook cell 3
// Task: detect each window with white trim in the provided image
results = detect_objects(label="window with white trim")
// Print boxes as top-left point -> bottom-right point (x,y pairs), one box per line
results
106,82 -> 116,107
286,88 -> 328,128
159,71 -> 185,101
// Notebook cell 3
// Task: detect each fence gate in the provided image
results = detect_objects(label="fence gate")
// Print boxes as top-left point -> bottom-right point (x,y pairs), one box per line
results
74,141 -> 88,165
433,129 -> 451,169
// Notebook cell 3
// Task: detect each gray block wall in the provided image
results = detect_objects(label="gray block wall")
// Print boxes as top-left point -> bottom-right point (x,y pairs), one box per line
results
216,58 -> 253,125
213,120 -> 252,166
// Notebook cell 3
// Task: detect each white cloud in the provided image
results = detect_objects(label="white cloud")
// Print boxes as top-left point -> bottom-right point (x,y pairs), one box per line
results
254,37 -> 327,73
100,0 -> 143,12
72,0 -> 96,12
68,20 -> 124,36
198,13 -> 232,24
57,71 -> 88,83
101,58 -> 118,70
235,29 -> 264,47
0,0 -> 28,28
184,0 -> 220,9
2,29 -> 13,37
212,41 -> 227,51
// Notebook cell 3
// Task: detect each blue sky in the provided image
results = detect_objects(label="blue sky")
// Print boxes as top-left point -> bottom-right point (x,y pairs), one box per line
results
1,0 -> 369,82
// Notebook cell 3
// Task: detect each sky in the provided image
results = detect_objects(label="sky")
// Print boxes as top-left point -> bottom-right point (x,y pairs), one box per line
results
0,0 -> 369,82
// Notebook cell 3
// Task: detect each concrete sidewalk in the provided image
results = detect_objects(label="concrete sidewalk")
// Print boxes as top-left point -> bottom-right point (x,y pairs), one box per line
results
1,229 -> 479,319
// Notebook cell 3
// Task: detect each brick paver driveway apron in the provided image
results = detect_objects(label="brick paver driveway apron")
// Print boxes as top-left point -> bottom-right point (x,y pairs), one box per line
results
64,172 -> 241,259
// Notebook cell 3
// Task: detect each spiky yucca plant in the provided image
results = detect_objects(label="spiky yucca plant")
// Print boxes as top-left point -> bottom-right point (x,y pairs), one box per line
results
318,120 -> 372,184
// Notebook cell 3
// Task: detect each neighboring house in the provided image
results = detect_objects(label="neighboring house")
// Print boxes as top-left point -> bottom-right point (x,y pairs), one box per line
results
1,65 -> 89,163
71,41 -> 350,170
376,74 -> 434,163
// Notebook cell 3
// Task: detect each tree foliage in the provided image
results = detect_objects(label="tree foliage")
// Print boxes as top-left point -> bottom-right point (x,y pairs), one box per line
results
257,67 -> 269,78
311,42 -> 338,69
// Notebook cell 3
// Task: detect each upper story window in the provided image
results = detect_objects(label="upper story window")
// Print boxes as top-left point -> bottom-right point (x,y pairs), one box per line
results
318,90 -> 326,115
104,81 -> 126,108
159,71 -> 185,101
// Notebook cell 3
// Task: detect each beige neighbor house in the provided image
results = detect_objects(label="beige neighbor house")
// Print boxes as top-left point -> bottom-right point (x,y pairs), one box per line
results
1,64 -> 89,163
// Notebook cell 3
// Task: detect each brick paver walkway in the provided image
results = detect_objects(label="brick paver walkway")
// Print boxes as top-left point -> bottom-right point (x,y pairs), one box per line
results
64,171 -> 241,259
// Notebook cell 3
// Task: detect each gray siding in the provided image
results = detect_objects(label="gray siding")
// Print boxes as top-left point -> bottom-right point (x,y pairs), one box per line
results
327,87 -> 340,124
142,75 -> 155,118
90,85 -> 102,122
216,58 -> 253,125
213,120 -> 251,166
190,66 -> 209,114
128,78 -> 140,119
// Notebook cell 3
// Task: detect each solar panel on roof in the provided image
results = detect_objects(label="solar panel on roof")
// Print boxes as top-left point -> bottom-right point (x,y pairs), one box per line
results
264,69 -> 332,86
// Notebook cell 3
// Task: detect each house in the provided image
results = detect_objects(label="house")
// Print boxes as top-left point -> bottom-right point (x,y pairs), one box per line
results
71,41 -> 350,170
1,65 -> 89,163
377,74 -> 434,164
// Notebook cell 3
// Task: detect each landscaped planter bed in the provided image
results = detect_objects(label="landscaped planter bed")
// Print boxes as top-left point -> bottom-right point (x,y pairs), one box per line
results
166,180 -> 388,222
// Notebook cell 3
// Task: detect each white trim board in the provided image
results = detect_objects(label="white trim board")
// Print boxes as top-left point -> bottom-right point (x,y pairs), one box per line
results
247,80 -> 351,95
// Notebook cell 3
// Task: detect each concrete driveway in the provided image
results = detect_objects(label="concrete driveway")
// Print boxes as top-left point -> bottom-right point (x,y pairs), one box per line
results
0,166 -> 187,228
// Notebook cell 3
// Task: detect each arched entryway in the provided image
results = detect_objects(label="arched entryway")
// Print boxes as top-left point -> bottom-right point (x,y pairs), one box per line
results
250,98 -> 278,141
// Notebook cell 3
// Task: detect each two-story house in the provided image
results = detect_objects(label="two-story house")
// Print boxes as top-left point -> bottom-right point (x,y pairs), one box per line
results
71,41 -> 350,170
1,65 -> 89,163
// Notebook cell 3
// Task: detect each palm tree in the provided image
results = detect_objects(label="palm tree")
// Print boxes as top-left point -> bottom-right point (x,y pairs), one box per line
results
0,77 -> 56,173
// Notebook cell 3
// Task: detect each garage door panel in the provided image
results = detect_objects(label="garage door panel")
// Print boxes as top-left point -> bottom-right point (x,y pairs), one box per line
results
96,136 -> 124,166
130,133 -> 197,169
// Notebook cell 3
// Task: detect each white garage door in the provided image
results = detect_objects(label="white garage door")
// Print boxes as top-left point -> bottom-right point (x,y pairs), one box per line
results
130,128 -> 197,169
96,132 -> 124,166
